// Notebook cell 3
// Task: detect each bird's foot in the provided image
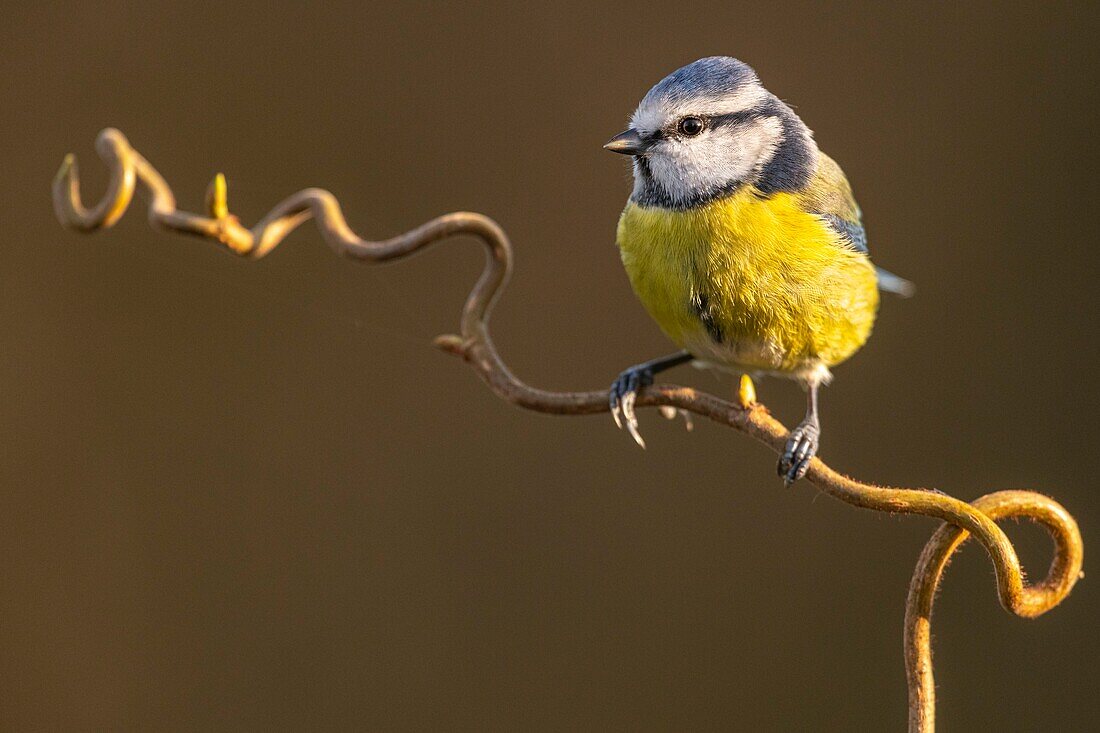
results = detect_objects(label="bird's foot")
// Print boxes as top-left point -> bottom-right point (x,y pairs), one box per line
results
778,419 -> 820,486
609,365 -> 656,449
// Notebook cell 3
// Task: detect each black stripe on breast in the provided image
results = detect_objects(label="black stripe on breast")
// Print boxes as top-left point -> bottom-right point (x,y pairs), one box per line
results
691,292 -> 724,344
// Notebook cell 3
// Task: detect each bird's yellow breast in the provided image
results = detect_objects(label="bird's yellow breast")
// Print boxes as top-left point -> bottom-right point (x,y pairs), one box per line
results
616,188 -> 879,375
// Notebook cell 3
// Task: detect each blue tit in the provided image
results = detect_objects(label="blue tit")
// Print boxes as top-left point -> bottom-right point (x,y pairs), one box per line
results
604,56 -> 912,484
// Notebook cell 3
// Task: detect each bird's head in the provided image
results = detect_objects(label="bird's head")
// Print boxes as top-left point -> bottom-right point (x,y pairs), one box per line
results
605,57 -> 817,208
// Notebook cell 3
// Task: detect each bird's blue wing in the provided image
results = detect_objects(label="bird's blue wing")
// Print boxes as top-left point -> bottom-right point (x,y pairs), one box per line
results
801,154 -> 914,297
821,213 -> 868,254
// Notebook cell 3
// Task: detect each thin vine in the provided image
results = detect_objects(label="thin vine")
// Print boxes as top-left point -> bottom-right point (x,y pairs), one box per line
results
54,128 -> 1084,732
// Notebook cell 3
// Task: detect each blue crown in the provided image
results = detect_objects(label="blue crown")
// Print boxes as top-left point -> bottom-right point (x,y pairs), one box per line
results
643,57 -> 759,106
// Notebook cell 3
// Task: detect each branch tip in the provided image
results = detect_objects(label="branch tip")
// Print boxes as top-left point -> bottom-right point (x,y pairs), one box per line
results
738,373 -> 757,408
206,172 -> 229,220
432,333 -> 469,357
55,153 -> 75,181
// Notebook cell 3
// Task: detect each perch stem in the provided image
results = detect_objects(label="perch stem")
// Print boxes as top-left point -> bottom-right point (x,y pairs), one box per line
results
54,129 -> 1084,733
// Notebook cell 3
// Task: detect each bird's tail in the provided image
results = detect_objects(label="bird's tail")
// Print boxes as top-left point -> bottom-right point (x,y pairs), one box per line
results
875,267 -> 915,297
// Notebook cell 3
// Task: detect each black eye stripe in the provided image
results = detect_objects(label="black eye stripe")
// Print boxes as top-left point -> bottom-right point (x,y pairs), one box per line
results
708,107 -> 768,128
665,106 -> 771,136
649,104 -> 774,142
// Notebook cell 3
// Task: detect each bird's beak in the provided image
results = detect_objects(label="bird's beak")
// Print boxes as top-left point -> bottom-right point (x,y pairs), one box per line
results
604,128 -> 650,155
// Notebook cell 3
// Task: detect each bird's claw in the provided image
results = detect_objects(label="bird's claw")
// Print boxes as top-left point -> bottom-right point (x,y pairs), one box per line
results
609,366 -> 655,449
778,421 -> 820,486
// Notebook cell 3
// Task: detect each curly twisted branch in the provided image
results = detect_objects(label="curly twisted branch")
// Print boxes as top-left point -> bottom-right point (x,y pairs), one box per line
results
54,129 -> 1083,732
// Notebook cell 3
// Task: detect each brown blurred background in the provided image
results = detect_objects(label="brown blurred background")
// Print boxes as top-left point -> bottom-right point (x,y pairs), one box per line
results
2,2 -> 1098,730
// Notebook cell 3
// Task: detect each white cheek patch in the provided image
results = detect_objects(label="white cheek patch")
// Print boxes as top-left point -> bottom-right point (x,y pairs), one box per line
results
637,116 -> 784,206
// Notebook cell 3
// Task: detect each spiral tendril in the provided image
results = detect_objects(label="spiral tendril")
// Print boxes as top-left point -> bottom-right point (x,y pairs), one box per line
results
54,129 -> 1084,732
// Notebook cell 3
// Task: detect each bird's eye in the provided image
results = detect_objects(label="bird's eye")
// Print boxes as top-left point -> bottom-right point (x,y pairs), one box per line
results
677,116 -> 705,136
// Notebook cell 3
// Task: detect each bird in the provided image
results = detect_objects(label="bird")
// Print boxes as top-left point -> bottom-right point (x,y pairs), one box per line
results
604,56 -> 912,484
